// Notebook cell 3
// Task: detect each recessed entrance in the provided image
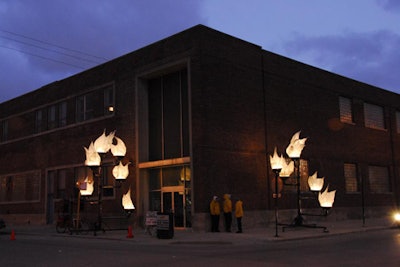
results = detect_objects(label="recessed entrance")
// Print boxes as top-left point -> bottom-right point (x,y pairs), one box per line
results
162,186 -> 184,228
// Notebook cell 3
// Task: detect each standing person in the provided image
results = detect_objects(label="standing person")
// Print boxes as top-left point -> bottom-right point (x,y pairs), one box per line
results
235,197 -> 243,233
223,194 -> 232,232
209,196 -> 221,232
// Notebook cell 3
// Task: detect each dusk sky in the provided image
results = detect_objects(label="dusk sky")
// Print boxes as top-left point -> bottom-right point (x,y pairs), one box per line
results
1,0 -> 400,103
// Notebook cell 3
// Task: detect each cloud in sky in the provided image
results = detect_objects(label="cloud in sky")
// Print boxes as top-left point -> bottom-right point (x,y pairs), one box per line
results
283,30 -> 400,91
1,0 -> 399,103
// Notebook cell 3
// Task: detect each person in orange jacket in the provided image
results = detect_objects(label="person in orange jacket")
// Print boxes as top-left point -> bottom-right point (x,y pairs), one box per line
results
235,197 -> 243,233
223,194 -> 232,232
210,196 -> 221,232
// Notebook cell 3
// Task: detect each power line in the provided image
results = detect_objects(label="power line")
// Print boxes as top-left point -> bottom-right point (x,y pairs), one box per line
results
0,35 -> 103,65
0,44 -> 85,69
0,28 -> 109,61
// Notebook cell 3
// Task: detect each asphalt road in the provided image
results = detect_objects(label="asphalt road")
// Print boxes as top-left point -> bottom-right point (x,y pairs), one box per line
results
1,229 -> 399,266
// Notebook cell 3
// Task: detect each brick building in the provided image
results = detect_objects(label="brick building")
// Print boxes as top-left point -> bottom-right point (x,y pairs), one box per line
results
1,25 -> 399,230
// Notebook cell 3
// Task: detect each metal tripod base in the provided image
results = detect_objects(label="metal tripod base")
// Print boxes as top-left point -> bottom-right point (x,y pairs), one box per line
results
281,215 -> 329,233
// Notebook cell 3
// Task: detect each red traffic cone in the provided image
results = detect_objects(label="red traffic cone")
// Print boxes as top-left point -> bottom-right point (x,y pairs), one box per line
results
10,229 -> 16,241
127,226 -> 134,238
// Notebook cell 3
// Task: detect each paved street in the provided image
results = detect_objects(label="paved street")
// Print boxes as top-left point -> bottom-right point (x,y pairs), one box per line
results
1,218 -> 399,266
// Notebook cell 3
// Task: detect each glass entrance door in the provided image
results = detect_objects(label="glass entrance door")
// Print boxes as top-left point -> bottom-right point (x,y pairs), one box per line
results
162,187 -> 184,228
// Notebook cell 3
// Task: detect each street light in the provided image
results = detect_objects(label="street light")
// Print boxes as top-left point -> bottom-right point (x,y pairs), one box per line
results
83,130 -> 131,235
270,131 -> 336,235
285,131 -> 307,228
393,212 -> 400,227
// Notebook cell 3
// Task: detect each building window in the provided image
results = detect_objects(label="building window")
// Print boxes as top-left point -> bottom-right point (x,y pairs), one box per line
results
0,176 -> 10,202
364,103 -> 385,130
1,120 -> 8,142
344,163 -> 359,193
0,171 -> 41,203
368,165 -> 391,193
58,102 -> 67,127
35,109 -> 47,133
76,86 -> 114,123
104,86 -> 115,115
339,96 -> 353,123
36,101 -> 68,132
48,105 -> 57,130
396,111 -> 400,134
147,69 -> 189,161
76,92 -> 94,122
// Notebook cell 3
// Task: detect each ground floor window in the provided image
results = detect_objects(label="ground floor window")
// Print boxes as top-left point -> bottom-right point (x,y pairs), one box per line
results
368,165 -> 391,193
344,163 -> 359,193
0,171 -> 41,203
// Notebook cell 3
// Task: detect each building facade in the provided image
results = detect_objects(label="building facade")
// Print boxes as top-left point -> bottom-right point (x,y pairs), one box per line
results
1,25 -> 399,230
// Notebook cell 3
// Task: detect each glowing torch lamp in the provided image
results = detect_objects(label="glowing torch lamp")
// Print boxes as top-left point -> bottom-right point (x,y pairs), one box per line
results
112,162 -> 130,180
308,172 -> 324,192
111,136 -> 127,158
79,177 -> 94,196
286,131 -> 307,159
84,142 -> 101,167
318,187 -> 336,209
122,188 -> 135,215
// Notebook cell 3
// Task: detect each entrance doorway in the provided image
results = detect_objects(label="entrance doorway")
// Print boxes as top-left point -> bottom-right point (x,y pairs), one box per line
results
162,186 -> 184,228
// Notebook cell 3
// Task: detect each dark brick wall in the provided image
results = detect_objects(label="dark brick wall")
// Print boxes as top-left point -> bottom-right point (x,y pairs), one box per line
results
263,51 -> 400,209
189,28 -> 266,213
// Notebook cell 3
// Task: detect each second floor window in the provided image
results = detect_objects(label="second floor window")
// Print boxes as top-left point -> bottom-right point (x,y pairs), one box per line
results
104,86 -> 115,115
76,86 -> 114,123
59,102 -> 67,127
36,101 -> 68,132
48,105 -> 57,130
396,111 -> 400,134
364,103 -> 385,130
339,96 -> 353,123
76,92 -> 94,122
35,109 -> 46,133
1,120 -> 8,142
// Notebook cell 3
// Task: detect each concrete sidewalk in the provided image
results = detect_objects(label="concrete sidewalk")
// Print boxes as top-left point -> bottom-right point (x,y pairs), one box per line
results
2,217 -> 397,245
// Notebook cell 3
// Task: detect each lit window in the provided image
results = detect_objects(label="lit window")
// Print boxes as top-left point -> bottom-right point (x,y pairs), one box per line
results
364,103 -> 385,130
104,86 -> 115,115
339,96 -> 353,123
344,163 -> 358,193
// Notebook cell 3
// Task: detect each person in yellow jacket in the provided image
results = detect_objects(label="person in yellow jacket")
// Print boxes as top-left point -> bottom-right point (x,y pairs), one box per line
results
235,198 -> 243,233
210,196 -> 221,232
223,194 -> 232,232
